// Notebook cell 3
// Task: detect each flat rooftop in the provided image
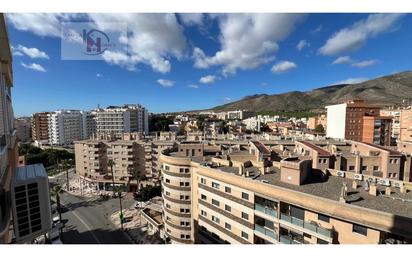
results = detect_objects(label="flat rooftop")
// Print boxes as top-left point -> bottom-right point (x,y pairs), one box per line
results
255,169 -> 412,219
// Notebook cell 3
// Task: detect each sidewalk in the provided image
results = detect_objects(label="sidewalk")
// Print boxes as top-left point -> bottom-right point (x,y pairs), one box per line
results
110,208 -> 163,244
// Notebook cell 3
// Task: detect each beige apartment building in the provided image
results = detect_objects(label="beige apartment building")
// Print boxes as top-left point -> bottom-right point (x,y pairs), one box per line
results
159,140 -> 412,244
31,112 -> 50,143
307,114 -> 327,131
400,109 -> 412,142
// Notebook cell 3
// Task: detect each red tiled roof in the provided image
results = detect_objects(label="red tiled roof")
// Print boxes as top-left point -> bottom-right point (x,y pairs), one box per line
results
251,141 -> 271,155
298,141 -> 331,156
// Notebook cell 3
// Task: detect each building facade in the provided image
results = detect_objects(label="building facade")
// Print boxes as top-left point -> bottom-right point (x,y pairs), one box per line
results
31,112 -> 50,144
0,15 -> 18,244
15,117 -> 31,143
96,104 -> 149,135
48,110 -> 85,145
160,140 -> 412,244
400,109 -> 412,142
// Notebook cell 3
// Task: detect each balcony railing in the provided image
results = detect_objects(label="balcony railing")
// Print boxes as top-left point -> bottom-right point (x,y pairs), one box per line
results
280,213 -> 333,238
255,224 -> 278,241
255,204 -> 278,218
279,235 -> 302,244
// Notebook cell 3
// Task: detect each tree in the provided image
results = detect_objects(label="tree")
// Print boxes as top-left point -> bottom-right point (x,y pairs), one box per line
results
314,124 -> 325,133
133,185 -> 161,202
113,185 -> 126,231
129,168 -> 141,192
108,159 -> 116,195
62,160 -> 70,191
50,185 -> 63,232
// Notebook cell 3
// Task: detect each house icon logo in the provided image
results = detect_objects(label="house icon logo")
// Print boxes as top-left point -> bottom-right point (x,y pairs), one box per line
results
82,29 -> 111,55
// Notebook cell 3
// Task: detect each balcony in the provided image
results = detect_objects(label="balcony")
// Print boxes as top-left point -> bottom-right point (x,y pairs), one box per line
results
280,213 -> 333,239
255,204 -> 278,219
279,235 -> 303,244
255,224 -> 278,241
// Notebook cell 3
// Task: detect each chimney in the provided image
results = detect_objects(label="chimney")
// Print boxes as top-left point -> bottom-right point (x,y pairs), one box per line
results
385,187 -> 392,196
369,184 -> 378,196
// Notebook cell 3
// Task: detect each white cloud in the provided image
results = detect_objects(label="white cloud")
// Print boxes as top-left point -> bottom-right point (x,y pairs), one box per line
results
21,62 -> 47,72
223,97 -> 232,103
351,59 -> 378,68
319,14 -> 405,55
13,44 -> 49,59
193,14 -> 305,74
96,73 -> 103,77
179,14 -> 204,26
332,77 -> 369,85
296,40 -> 310,51
271,61 -> 297,74
6,13 -> 79,37
188,84 -> 199,89
311,25 -> 322,34
157,79 -> 175,87
200,75 -> 217,84
332,56 -> 353,65
8,13 -> 187,73
332,56 -> 378,68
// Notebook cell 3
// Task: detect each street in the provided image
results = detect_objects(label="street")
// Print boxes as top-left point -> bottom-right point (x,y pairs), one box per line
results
51,170 -> 135,244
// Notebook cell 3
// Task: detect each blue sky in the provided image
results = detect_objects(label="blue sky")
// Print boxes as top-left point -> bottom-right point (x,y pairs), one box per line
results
6,13 -> 412,117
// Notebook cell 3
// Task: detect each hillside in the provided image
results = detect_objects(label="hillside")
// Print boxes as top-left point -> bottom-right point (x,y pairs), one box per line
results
210,71 -> 412,112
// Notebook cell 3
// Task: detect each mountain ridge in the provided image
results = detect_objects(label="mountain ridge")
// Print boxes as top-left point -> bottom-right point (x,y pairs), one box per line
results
206,71 -> 412,113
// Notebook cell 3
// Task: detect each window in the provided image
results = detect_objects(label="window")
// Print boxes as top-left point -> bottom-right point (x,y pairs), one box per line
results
225,186 -> 231,193
180,208 -> 185,213
225,204 -> 231,212
318,214 -> 330,223
242,192 -> 249,200
180,181 -> 190,187
201,210 -> 207,217
225,223 -> 231,230
184,168 -> 190,173
349,165 -> 355,171
179,168 -> 184,173
165,178 -> 170,183
212,182 -> 220,189
201,194 -> 207,200
164,165 -> 170,171
373,166 -> 379,171
185,235 -> 190,239
212,215 -> 220,224
166,203 -> 171,208
361,166 -> 367,171
353,224 -> 368,236
212,199 -> 220,207
200,178 -> 206,184
241,231 -> 249,239
180,221 -> 190,226
180,195 -> 189,200
180,234 -> 185,239
165,191 -> 170,196
241,212 -> 249,220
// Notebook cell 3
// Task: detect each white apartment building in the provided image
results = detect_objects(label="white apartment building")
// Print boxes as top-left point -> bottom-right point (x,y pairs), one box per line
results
82,110 -> 97,139
48,110 -> 85,145
242,117 -> 261,131
96,104 -> 149,135
326,103 -> 347,139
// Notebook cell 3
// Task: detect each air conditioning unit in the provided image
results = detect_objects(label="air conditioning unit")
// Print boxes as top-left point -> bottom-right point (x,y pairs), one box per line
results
336,171 -> 345,177
11,164 -> 52,243
367,177 -> 377,184
354,174 -> 363,181
392,181 -> 404,188
377,179 -> 391,186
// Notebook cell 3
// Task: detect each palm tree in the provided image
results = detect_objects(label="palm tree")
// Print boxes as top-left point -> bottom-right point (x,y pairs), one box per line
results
129,168 -> 141,192
108,159 -> 116,195
50,185 -> 63,232
113,185 -> 126,231
62,160 -> 70,191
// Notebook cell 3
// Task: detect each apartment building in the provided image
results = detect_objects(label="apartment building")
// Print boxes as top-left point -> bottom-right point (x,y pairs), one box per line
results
326,100 -> 392,145
307,114 -> 327,131
242,117 -> 261,132
31,112 -> 50,144
15,117 -> 31,142
96,104 -> 149,135
49,110 -> 85,145
226,110 -> 255,120
159,140 -> 412,244
0,15 -> 18,243
380,109 -> 401,142
82,110 -> 97,140
400,109 -> 412,142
